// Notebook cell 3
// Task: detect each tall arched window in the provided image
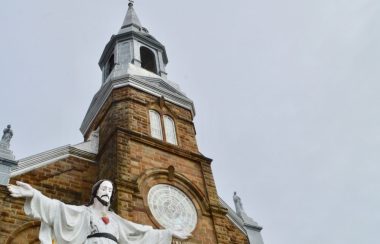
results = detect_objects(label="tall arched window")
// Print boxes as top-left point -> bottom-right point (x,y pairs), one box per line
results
149,110 -> 163,140
163,115 -> 177,145
140,46 -> 157,74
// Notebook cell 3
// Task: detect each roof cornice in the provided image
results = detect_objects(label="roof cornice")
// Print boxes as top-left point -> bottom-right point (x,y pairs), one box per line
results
10,145 -> 96,177
80,74 -> 195,136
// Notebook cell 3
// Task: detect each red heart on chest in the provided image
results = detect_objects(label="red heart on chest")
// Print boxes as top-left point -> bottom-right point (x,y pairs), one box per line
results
101,216 -> 110,225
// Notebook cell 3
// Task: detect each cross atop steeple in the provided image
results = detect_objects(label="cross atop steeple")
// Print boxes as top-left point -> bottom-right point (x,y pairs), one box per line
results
128,0 -> 134,7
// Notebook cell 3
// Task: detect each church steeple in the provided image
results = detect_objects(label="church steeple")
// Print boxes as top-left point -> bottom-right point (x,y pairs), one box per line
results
120,1 -> 142,30
81,3 -> 194,137
98,2 -> 169,83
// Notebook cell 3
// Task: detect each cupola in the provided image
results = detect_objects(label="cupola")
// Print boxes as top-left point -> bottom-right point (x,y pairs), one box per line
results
99,1 -> 169,83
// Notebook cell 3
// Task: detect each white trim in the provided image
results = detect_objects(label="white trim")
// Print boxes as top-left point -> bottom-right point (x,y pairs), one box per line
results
10,145 -> 96,177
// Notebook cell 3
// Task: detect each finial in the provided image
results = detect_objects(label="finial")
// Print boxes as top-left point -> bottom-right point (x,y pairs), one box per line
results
128,0 -> 134,7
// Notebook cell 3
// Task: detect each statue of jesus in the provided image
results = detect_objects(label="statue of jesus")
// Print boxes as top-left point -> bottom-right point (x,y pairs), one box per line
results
7,180 -> 190,244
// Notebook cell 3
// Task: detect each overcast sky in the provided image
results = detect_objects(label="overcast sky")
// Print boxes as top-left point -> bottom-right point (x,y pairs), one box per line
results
1,1 -> 380,243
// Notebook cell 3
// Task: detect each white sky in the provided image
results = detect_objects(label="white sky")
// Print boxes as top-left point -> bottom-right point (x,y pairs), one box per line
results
1,1 -> 380,243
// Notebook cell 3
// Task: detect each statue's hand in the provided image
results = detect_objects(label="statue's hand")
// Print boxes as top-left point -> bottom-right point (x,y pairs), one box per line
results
170,229 -> 191,240
7,181 -> 34,198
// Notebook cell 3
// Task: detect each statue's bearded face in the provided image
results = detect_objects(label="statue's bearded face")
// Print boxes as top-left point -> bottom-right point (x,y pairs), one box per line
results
96,181 -> 113,204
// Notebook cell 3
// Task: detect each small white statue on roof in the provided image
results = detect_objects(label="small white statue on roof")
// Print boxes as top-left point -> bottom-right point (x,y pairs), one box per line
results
233,191 -> 245,218
1,125 -> 13,149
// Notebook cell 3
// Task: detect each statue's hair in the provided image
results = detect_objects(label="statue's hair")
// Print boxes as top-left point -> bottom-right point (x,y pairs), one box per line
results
87,179 -> 115,207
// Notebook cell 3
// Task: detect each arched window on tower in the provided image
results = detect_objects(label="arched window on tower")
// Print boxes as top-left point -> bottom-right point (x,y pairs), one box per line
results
149,110 -> 163,140
163,115 -> 177,145
140,47 -> 157,74
105,54 -> 115,79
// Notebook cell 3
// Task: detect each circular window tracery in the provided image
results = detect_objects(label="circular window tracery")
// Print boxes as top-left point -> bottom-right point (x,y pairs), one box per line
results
147,184 -> 198,233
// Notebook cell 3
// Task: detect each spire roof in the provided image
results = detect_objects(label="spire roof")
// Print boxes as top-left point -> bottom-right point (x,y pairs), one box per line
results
121,1 -> 142,29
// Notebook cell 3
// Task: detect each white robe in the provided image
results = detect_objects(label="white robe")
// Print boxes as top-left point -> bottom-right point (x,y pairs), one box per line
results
24,190 -> 172,244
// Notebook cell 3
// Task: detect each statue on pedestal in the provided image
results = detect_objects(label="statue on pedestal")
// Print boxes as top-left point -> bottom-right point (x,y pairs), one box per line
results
7,180 -> 190,244
1,125 -> 13,149
233,191 -> 260,227
233,191 -> 245,218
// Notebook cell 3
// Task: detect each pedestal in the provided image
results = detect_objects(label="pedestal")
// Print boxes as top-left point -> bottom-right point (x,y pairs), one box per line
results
0,143 -> 17,185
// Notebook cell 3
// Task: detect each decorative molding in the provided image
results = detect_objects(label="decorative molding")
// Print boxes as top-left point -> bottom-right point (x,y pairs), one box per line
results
136,168 -> 210,216
80,74 -> 195,137
10,145 -> 96,177
114,127 -> 212,164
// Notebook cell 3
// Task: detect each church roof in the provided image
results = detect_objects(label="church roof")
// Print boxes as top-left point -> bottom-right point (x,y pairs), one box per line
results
10,142 -> 97,177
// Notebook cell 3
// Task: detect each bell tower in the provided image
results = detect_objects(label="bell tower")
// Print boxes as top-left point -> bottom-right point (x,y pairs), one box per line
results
99,0 -> 169,83
80,2 -> 249,243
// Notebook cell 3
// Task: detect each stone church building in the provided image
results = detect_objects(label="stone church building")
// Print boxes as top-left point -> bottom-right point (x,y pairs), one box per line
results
0,3 -> 264,244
